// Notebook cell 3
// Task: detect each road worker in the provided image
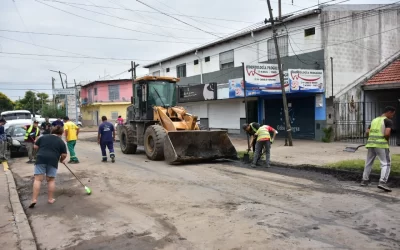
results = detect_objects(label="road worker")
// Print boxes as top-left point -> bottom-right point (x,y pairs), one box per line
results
242,122 -> 260,152
361,106 -> 396,192
250,124 -> 277,168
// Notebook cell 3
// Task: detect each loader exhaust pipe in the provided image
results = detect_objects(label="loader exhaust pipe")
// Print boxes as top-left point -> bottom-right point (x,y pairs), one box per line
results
164,130 -> 237,164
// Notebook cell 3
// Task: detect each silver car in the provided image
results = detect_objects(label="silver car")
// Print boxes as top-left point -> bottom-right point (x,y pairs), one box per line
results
6,125 -> 28,157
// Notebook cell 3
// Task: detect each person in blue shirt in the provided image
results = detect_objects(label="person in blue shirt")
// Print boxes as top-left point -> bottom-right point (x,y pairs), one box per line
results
98,116 -> 116,162
0,119 -> 7,161
51,118 -> 64,127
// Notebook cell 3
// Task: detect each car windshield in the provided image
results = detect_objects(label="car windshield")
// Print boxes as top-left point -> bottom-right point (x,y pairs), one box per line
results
12,127 -> 26,137
2,113 -> 31,120
148,81 -> 176,107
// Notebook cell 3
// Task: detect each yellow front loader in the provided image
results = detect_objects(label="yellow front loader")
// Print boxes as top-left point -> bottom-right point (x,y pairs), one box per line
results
118,76 -> 237,164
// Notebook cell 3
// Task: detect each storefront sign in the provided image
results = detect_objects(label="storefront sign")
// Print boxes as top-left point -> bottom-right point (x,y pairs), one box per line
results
289,69 -> 324,92
244,63 -> 290,93
178,83 -> 217,103
229,72 -> 289,98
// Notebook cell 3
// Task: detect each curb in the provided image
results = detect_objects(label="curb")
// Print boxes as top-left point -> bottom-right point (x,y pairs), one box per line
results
237,159 -> 400,187
3,162 -> 37,250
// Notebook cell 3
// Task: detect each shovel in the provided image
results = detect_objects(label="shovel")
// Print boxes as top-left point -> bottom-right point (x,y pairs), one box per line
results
243,149 -> 250,163
343,144 -> 365,152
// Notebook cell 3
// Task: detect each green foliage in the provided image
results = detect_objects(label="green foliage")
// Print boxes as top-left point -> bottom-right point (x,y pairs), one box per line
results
325,154 -> 400,175
322,126 -> 333,143
14,91 -> 49,114
41,105 -> 66,118
0,92 -> 15,112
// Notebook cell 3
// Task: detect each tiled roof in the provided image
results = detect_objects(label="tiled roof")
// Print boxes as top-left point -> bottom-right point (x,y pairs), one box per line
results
365,59 -> 400,85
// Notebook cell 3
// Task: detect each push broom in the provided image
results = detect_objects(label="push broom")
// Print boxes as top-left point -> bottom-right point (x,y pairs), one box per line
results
63,163 -> 92,195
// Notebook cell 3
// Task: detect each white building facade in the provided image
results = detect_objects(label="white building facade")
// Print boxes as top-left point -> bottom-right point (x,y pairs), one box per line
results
144,4 -> 400,140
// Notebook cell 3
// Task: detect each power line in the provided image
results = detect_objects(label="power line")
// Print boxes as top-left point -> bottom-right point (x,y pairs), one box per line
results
205,25 -> 400,83
0,29 -> 203,44
57,1 -> 229,34
34,0 -> 209,40
40,0 -> 255,23
0,52 -> 156,61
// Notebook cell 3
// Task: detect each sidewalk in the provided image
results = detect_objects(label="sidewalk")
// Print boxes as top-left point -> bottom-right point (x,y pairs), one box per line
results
0,162 -> 36,250
230,136 -> 400,166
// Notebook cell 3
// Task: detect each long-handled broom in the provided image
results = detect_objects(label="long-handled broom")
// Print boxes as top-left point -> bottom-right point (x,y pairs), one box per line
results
63,163 -> 92,195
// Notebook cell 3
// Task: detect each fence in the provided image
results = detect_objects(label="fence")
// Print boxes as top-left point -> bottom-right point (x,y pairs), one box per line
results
334,101 -> 398,146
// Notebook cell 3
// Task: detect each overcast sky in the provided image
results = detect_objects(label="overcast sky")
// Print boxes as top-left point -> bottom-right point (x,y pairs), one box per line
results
0,0 -> 391,100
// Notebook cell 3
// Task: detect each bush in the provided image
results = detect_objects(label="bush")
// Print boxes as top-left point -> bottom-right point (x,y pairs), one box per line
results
41,105 -> 66,118
322,126 -> 333,143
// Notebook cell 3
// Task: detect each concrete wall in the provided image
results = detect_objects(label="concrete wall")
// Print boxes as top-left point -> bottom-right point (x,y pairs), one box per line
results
322,5 -> 400,98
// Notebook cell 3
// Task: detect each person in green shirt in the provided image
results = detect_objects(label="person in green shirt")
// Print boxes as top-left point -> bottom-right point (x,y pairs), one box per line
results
361,106 -> 396,192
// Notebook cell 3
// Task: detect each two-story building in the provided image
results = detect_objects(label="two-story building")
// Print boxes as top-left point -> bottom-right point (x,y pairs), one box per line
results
143,4 -> 400,141
80,79 -> 132,126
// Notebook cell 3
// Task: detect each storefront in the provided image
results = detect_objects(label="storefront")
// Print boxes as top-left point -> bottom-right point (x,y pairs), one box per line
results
230,65 -> 326,140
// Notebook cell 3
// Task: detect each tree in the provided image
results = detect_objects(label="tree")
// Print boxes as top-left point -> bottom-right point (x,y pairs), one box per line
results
41,104 -> 65,118
16,91 -> 49,114
0,92 -> 15,112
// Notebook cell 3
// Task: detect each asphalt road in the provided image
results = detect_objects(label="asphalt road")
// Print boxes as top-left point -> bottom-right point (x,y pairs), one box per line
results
10,140 -> 400,250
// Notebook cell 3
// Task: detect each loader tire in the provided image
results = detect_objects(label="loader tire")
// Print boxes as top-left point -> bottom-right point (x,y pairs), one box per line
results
120,125 -> 137,154
144,125 -> 166,161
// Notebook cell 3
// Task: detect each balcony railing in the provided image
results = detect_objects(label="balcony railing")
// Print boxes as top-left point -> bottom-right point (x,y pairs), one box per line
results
80,97 -> 130,105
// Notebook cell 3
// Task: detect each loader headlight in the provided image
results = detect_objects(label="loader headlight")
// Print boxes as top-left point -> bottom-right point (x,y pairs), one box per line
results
12,139 -> 21,146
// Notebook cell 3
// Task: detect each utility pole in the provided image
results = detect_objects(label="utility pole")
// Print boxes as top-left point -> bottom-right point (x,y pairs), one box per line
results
52,77 -> 56,107
330,57 -> 334,98
74,79 -> 79,123
128,61 -> 140,100
278,0 -> 282,20
266,0 -> 293,146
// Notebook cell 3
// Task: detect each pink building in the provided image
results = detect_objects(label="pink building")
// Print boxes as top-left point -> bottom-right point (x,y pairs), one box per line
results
80,79 -> 132,104
80,79 -> 133,126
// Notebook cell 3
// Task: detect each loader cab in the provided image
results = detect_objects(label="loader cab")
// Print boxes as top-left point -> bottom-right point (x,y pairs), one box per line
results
133,76 -> 179,121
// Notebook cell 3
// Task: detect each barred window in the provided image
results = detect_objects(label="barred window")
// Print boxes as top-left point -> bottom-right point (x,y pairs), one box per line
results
177,64 -> 186,78
267,35 -> 288,60
219,50 -> 234,69
111,111 -> 118,120
108,85 -> 120,101
152,70 -> 160,76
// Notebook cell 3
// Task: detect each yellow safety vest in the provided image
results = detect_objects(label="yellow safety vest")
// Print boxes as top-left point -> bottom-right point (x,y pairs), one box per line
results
250,123 -> 258,133
24,125 -> 39,140
256,125 -> 271,141
366,116 -> 389,149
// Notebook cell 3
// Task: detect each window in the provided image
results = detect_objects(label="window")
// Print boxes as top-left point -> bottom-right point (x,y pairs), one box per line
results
88,89 -> 92,103
267,35 -> 288,60
94,88 -> 97,95
194,59 -> 199,65
305,27 -> 315,37
176,64 -> 186,78
108,85 -> 120,101
205,56 -> 210,62
111,111 -> 118,120
219,50 -> 234,69
152,70 -> 160,76
166,68 -> 170,73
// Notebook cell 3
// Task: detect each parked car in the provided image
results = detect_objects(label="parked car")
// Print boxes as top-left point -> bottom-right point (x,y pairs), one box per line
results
6,125 -> 28,157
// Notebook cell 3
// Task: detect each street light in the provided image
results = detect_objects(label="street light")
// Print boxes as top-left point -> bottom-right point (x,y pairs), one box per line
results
49,70 -> 68,88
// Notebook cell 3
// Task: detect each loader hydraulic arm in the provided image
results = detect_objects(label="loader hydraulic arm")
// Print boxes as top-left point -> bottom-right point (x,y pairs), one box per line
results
153,106 -> 199,131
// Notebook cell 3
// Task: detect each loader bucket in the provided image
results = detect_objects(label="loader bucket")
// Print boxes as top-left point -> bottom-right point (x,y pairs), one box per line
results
164,130 -> 238,164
